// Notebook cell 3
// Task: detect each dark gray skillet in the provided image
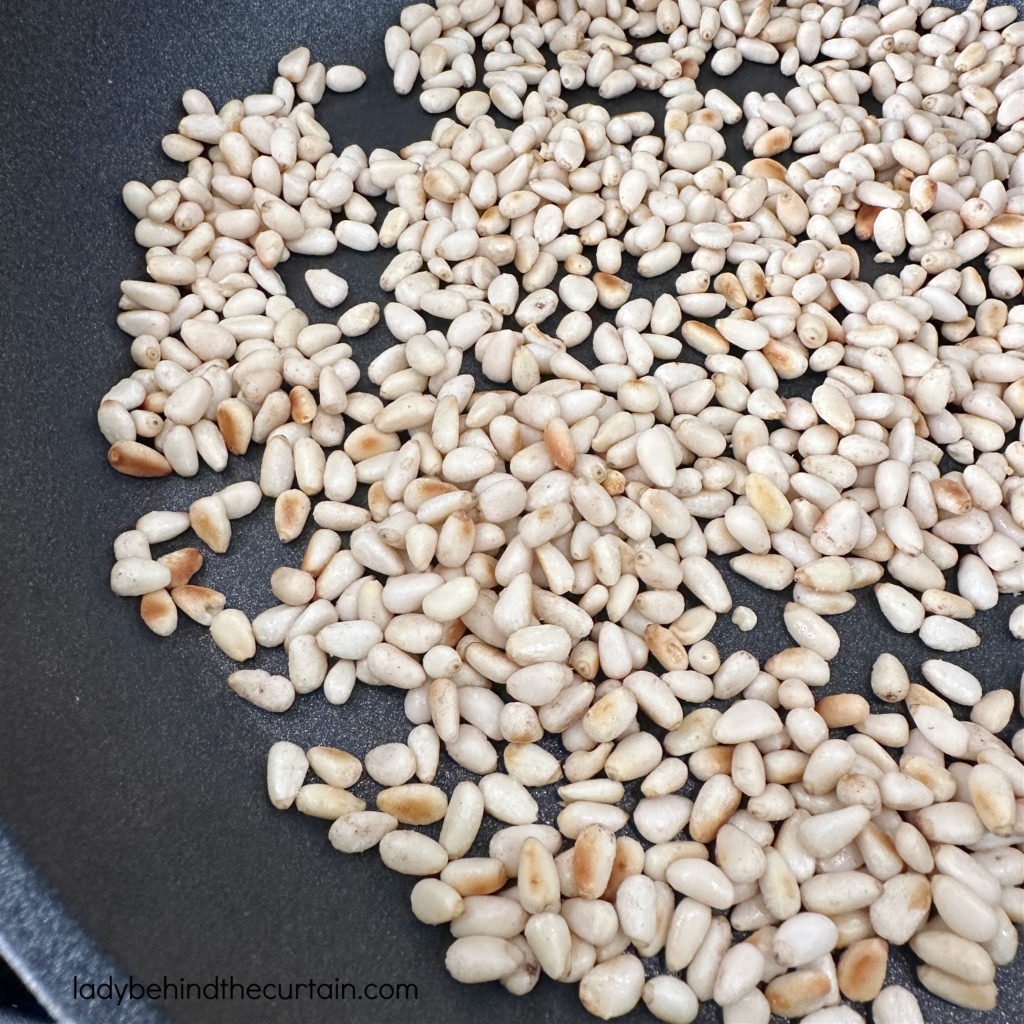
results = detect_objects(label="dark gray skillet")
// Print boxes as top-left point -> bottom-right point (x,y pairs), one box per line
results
0,0 -> 1021,1020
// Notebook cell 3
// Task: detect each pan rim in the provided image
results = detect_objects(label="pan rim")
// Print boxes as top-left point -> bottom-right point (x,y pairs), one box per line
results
0,822 -> 168,1024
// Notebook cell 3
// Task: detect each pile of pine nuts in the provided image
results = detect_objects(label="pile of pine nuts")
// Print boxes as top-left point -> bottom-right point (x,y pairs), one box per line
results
102,0 -> 1024,1019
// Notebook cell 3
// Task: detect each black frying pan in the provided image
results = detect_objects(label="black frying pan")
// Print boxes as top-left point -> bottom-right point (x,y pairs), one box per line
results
0,0 -> 1021,1021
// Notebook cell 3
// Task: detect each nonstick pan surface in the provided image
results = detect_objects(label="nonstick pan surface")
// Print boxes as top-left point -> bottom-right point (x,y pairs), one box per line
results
0,1 -> 1021,1021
